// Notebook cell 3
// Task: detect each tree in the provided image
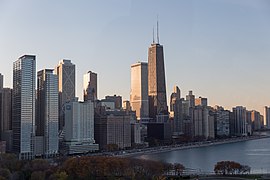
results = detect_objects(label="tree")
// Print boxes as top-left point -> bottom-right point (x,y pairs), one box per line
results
214,161 -> 251,175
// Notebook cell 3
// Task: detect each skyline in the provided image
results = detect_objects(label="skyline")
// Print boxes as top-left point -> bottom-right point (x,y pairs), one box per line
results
1,0 -> 270,114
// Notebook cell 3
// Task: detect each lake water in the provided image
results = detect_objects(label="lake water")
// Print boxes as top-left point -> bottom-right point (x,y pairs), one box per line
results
136,137 -> 270,174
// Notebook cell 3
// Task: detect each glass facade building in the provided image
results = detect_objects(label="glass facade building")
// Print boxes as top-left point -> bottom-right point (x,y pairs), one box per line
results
37,69 -> 59,157
12,55 -> 36,159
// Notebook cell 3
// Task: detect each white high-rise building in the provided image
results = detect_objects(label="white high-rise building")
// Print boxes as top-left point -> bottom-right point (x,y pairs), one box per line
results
130,62 -> 149,121
64,98 -> 98,154
264,106 -> 270,129
37,69 -> 59,157
12,55 -> 36,159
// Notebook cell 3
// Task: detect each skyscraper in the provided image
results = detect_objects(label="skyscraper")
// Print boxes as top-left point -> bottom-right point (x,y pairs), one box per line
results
148,28 -> 168,120
83,71 -> 97,101
37,69 -> 59,156
12,55 -> 36,159
54,60 -> 75,130
130,62 -> 149,120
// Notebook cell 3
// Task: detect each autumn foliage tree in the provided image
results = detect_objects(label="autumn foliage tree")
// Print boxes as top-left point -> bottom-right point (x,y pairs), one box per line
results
214,161 -> 251,175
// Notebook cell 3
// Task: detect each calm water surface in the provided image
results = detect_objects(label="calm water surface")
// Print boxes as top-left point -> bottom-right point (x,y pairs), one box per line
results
136,137 -> 270,174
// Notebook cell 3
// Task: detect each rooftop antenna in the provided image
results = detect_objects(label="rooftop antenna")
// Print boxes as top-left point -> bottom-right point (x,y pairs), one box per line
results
157,15 -> 159,44
152,26 -> 155,44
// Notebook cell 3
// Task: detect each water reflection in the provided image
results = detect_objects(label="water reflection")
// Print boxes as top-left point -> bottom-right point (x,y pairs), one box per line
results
136,137 -> 270,174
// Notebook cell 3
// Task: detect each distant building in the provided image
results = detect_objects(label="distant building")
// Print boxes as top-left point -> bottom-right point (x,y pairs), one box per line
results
105,95 -> 122,109
195,97 -> 208,107
251,110 -> 262,131
214,106 -> 230,137
64,99 -> 98,154
0,88 -> 12,135
83,71 -> 97,101
54,59 -> 75,130
232,106 -> 247,136
186,91 -> 195,108
264,106 -> 270,129
12,55 -> 36,159
123,100 -> 131,112
170,86 -> 183,135
36,69 -> 59,157
94,107 -> 131,150
130,62 -> 149,121
0,75 -> 13,152
191,106 -> 215,139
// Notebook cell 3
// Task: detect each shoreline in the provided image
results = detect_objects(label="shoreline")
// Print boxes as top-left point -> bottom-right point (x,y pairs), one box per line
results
120,135 -> 270,157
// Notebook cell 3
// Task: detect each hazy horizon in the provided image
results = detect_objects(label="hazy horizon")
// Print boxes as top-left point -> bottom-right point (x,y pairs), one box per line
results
0,0 -> 270,114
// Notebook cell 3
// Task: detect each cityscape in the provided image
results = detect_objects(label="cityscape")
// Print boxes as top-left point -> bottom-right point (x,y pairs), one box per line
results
0,0 -> 270,179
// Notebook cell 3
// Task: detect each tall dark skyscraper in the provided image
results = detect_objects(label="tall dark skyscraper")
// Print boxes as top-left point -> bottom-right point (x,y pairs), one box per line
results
148,23 -> 168,121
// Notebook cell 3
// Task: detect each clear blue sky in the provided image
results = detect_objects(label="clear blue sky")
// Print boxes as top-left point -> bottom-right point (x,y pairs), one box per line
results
0,0 -> 270,113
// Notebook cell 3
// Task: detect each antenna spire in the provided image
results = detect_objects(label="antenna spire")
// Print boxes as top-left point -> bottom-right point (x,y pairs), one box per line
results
153,26 -> 155,44
157,15 -> 159,44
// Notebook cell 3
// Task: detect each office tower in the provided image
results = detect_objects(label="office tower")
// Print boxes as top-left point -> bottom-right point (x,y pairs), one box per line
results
105,95 -> 122,109
245,110 -> 252,135
37,69 -> 59,156
12,55 -> 36,159
232,106 -> 247,136
130,62 -> 149,120
83,71 -> 97,101
64,98 -> 98,154
54,59 -> 75,130
264,106 -> 270,129
148,26 -> 168,120
170,86 -> 183,135
195,97 -> 208,107
186,91 -> 195,108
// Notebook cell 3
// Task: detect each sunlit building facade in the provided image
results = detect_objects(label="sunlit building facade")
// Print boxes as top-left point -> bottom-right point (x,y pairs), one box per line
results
130,62 -> 149,121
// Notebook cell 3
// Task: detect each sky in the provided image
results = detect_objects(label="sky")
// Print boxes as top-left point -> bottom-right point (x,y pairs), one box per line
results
0,0 -> 270,114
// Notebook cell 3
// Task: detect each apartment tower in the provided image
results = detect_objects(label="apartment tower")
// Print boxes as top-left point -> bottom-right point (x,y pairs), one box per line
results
12,55 -> 36,159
